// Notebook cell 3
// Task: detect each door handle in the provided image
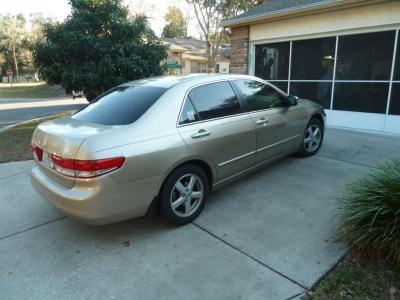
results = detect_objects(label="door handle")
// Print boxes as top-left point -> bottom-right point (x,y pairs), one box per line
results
191,129 -> 211,138
256,118 -> 269,126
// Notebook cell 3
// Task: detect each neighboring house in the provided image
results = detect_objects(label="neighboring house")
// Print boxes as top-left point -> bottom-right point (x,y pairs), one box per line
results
223,0 -> 400,134
161,38 -> 230,75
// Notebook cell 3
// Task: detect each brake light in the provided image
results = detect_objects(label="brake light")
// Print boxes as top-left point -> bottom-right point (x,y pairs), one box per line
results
32,145 -> 43,161
32,146 -> 125,178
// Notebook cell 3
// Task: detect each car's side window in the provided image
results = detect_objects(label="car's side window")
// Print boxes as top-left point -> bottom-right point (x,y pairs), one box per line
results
235,80 -> 287,111
188,81 -> 242,120
179,98 -> 199,125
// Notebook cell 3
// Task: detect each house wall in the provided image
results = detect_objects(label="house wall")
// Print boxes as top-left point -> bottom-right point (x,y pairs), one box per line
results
229,26 -> 249,74
217,61 -> 230,74
239,0 -> 400,134
183,59 -> 192,75
249,1 -> 400,43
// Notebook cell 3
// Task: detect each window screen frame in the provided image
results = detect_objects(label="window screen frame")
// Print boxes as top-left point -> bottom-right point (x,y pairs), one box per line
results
250,28 -> 399,117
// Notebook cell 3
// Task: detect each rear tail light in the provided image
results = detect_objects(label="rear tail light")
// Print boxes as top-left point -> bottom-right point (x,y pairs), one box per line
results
32,146 -> 125,178
32,145 -> 43,161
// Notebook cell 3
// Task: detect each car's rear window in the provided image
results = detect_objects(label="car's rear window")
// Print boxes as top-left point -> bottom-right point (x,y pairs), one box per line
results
72,86 -> 167,125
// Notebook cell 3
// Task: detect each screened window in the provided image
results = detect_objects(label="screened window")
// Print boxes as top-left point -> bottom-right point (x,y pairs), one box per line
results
394,40 -> 400,81
197,63 -> 207,73
290,82 -> 332,109
270,81 -> 288,93
254,42 -> 290,80
72,86 -> 167,125
333,83 -> 389,114
336,31 -> 395,80
235,80 -> 286,111
291,37 -> 336,80
389,83 -> 400,115
179,99 -> 199,124
188,82 -> 241,120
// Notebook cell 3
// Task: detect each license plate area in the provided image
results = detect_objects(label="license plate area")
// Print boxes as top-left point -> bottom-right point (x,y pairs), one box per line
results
41,151 -> 54,168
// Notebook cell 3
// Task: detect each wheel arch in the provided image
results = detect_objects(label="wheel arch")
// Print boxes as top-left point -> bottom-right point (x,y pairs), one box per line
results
146,157 -> 216,217
309,113 -> 325,129
161,158 -> 215,191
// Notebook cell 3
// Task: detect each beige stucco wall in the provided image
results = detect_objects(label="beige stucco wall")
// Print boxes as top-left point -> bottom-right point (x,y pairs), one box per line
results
217,61 -> 230,74
182,59 -> 192,75
249,1 -> 400,42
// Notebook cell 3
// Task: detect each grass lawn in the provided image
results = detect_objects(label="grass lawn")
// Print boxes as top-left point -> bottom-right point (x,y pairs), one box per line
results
0,82 -> 67,99
310,253 -> 400,299
0,113 -> 71,163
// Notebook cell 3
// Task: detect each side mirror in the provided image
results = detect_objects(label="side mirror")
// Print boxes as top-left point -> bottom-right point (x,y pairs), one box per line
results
287,95 -> 298,106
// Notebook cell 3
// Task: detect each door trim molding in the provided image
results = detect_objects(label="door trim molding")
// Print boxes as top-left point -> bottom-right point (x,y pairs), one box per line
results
218,150 -> 256,167
213,148 -> 295,187
256,134 -> 301,153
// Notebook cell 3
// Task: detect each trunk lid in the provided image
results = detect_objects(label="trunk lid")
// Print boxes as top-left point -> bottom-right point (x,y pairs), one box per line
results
32,116 -> 114,187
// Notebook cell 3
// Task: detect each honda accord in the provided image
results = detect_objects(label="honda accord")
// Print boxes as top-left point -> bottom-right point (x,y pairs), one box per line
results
31,74 -> 325,225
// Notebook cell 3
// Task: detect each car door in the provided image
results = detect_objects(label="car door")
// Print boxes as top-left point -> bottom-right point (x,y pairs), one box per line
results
232,79 -> 304,163
178,81 -> 256,181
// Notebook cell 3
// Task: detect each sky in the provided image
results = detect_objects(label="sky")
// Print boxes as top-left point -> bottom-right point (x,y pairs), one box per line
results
0,0 -> 200,37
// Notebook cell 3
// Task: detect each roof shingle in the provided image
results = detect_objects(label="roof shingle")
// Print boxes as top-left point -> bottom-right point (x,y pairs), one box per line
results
223,0 -> 339,25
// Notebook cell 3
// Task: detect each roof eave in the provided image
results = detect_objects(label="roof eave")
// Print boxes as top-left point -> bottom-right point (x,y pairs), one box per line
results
222,0 -> 381,27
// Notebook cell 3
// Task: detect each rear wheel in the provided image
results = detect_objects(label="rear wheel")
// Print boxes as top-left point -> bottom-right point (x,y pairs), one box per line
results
160,164 -> 209,225
297,118 -> 324,157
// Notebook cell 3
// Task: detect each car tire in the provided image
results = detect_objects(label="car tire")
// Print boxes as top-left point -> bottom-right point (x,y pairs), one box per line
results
297,118 -> 324,157
160,164 -> 209,225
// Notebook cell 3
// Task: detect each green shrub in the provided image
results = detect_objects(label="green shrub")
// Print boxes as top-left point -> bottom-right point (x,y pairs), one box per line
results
341,160 -> 400,264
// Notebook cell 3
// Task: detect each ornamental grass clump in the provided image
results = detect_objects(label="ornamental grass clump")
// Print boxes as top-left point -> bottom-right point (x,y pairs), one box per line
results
341,160 -> 400,264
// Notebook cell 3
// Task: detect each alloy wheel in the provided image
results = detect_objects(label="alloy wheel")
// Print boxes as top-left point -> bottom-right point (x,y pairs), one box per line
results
170,174 -> 204,217
304,124 -> 321,152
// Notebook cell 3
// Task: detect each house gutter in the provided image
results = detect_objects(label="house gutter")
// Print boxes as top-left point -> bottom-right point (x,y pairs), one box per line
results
222,0 -> 388,27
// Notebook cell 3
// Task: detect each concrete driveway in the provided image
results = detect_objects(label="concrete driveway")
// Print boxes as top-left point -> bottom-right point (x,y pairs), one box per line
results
0,128 -> 399,299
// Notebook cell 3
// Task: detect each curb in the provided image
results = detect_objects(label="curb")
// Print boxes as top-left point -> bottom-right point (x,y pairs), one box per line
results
0,113 -> 72,133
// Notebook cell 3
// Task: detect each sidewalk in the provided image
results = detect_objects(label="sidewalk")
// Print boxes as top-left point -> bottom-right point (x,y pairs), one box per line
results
0,97 -> 86,128
0,97 -> 87,110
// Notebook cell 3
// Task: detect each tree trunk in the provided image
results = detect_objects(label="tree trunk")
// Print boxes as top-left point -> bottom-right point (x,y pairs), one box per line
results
12,43 -> 19,78
206,40 -> 212,73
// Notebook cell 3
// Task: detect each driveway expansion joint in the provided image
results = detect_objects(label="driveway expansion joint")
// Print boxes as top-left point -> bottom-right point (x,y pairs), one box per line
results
192,222 -> 308,290
285,291 -> 307,300
0,168 -> 30,181
317,154 -> 375,169
0,216 -> 66,241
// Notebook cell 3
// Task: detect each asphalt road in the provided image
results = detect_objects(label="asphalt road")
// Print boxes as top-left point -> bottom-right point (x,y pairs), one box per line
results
0,98 -> 87,128
0,104 -> 85,128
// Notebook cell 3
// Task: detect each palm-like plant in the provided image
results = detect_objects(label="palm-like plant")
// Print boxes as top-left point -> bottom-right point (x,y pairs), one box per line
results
341,160 -> 400,264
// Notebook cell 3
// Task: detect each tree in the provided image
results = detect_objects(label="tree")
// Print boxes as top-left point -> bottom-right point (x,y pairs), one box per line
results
162,6 -> 187,39
187,0 -> 268,72
0,14 -> 48,77
0,14 -> 27,77
221,0 -> 269,18
34,0 -> 167,101
29,13 -> 52,45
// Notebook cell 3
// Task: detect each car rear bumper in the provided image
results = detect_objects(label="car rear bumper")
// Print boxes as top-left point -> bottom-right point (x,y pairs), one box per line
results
31,164 -> 161,225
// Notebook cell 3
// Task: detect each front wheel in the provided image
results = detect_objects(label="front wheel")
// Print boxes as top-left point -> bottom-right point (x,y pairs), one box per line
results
297,118 -> 324,157
159,164 -> 209,225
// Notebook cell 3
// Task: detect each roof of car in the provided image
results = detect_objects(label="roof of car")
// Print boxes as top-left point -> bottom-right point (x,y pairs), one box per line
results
120,74 -> 256,89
